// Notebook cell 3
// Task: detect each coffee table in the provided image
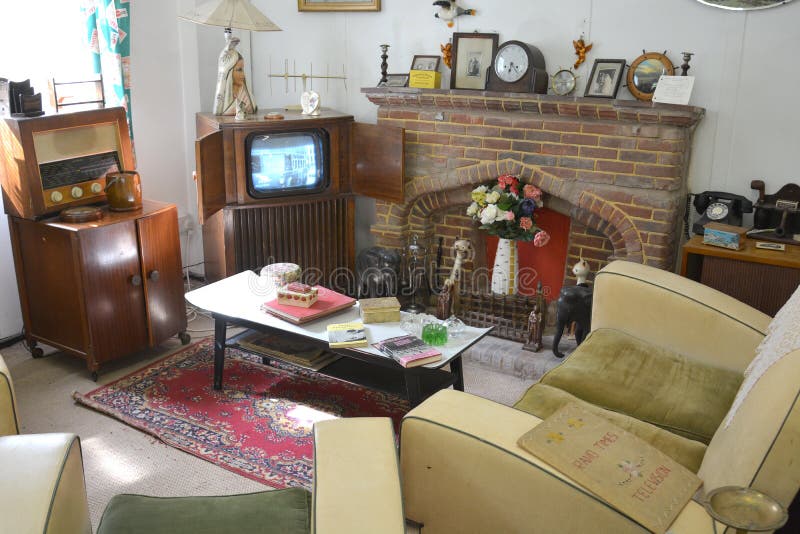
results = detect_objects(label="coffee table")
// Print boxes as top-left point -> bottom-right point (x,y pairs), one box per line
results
185,271 -> 493,406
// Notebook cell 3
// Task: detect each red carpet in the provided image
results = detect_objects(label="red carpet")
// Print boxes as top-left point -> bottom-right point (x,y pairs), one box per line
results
74,339 -> 409,489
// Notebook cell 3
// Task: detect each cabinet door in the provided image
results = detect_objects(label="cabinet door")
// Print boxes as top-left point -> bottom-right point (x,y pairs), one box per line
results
137,207 -> 186,346
195,130 -> 225,224
80,220 -> 148,364
351,122 -> 405,203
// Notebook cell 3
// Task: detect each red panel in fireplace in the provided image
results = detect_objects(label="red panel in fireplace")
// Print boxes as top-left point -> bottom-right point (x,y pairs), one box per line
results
486,207 -> 571,298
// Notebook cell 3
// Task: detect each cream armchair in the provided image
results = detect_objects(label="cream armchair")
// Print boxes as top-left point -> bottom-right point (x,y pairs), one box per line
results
399,261 -> 799,533
0,354 -> 404,534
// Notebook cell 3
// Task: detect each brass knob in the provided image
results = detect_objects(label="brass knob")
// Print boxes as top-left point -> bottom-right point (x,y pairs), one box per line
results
131,274 -> 142,286
149,270 -> 160,282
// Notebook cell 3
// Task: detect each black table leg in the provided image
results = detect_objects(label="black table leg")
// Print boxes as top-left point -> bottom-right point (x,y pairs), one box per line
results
450,356 -> 465,391
404,369 -> 423,407
213,316 -> 227,390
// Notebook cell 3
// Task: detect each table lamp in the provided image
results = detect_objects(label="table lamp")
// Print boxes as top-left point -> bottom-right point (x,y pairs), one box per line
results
179,0 -> 281,116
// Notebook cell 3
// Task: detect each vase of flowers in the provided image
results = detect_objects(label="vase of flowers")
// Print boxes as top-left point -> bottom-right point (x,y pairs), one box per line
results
466,174 -> 550,295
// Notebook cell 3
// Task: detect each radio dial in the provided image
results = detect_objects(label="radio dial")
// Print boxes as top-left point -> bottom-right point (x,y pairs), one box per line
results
90,182 -> 103,194
71,186 -> 84,199
50,191 -> 64,203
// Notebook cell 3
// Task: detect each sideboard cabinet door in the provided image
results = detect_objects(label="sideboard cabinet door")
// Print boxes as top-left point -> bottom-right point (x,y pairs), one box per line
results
79,220 -> 149,364
137,207 -> 186,346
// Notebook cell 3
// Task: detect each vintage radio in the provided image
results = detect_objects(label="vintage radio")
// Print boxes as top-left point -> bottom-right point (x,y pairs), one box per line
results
0,107 -> 133,219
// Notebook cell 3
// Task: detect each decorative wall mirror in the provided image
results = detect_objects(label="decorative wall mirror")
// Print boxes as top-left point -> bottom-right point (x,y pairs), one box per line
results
695,0 -> 793,10
627,51 -> 674,101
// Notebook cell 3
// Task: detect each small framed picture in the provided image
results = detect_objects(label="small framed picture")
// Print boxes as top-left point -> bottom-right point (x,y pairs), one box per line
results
378,73 -> 409,88
584,59 -> 626,98
451,32 -> 499,90
410,55 -> 441,72
298,0 -> 380,12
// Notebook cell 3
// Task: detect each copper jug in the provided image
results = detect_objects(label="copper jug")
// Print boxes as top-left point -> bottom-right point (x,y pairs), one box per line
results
105,171 -> 142,211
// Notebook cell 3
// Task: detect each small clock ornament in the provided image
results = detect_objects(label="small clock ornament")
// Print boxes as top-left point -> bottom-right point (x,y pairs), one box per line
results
301,90 -> 321,116
551,68 -> 578,96
486,40 -> 548,94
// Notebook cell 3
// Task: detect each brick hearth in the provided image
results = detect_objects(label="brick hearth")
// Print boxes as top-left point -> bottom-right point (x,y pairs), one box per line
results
363,87 -> 704,292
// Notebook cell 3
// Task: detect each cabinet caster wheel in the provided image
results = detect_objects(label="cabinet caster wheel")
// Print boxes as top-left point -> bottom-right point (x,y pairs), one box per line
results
91,372 -> 99,382
31,347 -> 44,358
179,332 -> 191,345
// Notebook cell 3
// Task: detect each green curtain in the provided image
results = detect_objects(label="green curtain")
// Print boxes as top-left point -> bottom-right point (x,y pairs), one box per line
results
82,0 -> 133,140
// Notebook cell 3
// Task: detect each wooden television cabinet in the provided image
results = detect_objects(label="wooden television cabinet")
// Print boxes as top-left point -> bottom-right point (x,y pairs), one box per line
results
194,110 -> 404,286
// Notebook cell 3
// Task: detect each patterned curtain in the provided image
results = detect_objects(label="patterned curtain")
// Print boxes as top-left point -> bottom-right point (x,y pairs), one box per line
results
82,0 -> 133,140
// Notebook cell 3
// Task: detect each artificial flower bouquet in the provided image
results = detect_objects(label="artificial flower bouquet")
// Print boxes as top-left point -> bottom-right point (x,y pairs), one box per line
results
467,174 -> 551,246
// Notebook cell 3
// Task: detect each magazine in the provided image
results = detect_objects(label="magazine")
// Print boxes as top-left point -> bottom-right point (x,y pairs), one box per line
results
373,335 -> 442,368
327,322 -> 368,348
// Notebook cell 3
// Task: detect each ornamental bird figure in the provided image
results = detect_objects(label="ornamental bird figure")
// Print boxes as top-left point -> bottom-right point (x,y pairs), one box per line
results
433,1 -> 476,28
573,38 -> 593,69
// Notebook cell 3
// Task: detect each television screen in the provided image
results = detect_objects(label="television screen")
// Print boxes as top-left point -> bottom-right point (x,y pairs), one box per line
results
247,130 -> 328,197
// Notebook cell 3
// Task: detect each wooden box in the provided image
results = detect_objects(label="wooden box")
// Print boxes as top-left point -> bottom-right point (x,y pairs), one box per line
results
359,297 -> 401,323
703,222 -> 748,250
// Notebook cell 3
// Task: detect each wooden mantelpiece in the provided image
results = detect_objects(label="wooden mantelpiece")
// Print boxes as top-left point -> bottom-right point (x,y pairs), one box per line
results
361,87 -> 705,128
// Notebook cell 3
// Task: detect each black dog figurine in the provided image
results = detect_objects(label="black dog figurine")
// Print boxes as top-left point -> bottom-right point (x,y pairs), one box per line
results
552,259 -> 593,358
355,246 -> 401,298
552,284 -> 593,358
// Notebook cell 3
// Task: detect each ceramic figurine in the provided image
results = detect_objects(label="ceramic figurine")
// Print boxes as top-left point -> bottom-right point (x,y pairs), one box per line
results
356,246 -> 401,298
572,38 -> 593,69
433,1 -> 476,28
214,31 -> 257,116
436,239 -> 470,319
523,282 -> 546,353
552,259 -> 593,358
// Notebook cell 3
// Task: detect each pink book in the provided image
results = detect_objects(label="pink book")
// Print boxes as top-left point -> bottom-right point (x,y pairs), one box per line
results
261,287 -> 355,324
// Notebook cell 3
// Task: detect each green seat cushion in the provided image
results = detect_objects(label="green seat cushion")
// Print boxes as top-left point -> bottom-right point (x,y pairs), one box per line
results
96,488 -> 311,534
519,328 -> 743,444
515,383 -> 708,472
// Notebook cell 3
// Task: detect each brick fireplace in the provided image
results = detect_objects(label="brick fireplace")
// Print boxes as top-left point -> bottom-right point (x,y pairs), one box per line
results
363,88 -> 705,299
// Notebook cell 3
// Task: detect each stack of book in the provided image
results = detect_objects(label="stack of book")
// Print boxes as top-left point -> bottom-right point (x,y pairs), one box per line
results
237,331 -> 340,371
261,286 -> 356,324
373,335 -> 442,368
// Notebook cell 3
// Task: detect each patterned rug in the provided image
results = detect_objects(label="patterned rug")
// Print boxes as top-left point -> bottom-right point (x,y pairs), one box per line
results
73,339 -> 409,489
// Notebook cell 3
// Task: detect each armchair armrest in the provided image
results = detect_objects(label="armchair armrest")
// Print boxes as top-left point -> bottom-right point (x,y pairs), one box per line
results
401,390 -> 717,534
0,433 -> 91,534
592,261 -> 770,372
0,354 -> 20,436
312,417 -> 404,534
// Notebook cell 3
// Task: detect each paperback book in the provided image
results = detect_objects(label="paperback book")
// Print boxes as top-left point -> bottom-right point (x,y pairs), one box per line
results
327,322 -> 368,348
373,335 -> 442,368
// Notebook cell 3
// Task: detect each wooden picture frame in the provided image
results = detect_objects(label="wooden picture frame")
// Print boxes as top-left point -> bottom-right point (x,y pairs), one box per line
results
450,32 -> 499,90
584,59 -> 626,99
298,0 -> 380,12
627,52 -> 674,101
410,55 -> 441,72
378,73 -> 409,88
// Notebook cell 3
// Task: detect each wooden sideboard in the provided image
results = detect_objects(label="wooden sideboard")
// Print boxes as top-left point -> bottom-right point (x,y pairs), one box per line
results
8,200 -> 189,379
681,235 -> 800,316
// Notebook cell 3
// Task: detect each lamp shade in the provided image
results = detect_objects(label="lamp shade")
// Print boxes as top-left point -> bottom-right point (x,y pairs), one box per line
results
179,0 -> 281,32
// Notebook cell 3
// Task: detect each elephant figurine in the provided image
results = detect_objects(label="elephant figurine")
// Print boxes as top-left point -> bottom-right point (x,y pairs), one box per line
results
356,246 -> 401,298
552,284 -> 593,358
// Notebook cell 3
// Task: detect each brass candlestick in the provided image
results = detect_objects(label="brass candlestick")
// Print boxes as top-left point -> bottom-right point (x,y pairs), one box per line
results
703,486 -> 788,533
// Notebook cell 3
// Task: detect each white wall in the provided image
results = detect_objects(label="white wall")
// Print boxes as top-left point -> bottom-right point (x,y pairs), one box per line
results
2,1 -> 799,335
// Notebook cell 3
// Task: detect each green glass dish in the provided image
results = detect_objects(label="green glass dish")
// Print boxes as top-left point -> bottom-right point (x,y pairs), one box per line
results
422,323 -> 448,346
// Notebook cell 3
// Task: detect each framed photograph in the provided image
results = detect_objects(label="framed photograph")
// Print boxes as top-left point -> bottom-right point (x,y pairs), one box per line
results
378,73 -> 409,88
451,32 -> 499,90
410,55 -> 441,72
298,0 -> 380,12
584,59 -> 626,98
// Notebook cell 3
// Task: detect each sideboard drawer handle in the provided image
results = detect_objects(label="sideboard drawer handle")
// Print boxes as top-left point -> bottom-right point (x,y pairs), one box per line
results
131,274 -> 142,287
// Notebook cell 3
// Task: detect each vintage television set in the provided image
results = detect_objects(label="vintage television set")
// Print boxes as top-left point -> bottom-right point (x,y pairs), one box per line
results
195,109 -> 405,284
0,107 -> 133,219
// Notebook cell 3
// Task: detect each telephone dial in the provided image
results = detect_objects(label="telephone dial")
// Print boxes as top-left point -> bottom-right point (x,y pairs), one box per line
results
688,191 -> 753,236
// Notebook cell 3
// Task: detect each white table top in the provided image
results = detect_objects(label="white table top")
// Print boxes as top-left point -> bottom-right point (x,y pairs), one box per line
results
185,271 -> 492,368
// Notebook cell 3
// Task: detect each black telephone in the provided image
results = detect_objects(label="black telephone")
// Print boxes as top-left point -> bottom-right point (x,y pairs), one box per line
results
687,191 -> 754,236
